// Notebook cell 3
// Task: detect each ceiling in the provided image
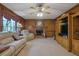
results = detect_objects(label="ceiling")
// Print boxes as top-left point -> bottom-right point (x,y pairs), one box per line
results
2,3 -> 77,19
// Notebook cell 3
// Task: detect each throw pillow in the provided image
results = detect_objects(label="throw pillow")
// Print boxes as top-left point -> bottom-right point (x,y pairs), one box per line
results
12,35 -> 19,41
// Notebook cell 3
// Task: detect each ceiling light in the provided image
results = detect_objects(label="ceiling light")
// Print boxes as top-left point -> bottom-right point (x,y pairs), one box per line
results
40,13 -> 43,16
37,13 -> 40,17
37,12 -> 43,17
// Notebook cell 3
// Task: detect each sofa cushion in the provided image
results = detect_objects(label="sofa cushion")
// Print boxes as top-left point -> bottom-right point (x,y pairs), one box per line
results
26,33 -> 34,41
0,32 -> 12,40
0,37 -> 14,45
0,45 -> 10,53
7,39 -> 26,50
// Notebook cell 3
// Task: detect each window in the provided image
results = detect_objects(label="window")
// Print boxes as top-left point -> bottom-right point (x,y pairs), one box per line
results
2,16 -> 8,32
10,19 -> 16,32
2,16 -> 16,32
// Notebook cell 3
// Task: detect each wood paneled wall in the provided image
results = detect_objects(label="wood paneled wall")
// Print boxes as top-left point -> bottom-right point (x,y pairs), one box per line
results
0,4 -> 26,31
25,20 -> 36,33
0,4 -> 3,31
25,19 -> 55,37
43,19 -> 55,37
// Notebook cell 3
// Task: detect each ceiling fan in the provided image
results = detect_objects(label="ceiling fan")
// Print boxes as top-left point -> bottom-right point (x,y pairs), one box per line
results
29,3 -> 51,15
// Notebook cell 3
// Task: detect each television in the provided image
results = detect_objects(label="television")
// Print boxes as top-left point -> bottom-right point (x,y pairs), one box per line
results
59,17 -> 68,36
61,23 -> 68,36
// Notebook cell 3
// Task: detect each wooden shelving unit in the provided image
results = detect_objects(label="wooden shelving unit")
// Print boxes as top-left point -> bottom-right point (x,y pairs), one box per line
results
72,12 -> 79,55
55,4 -> 79,55
55,14 -> 72,51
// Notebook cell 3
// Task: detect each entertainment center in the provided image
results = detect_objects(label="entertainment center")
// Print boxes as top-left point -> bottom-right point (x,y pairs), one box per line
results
55,14 -> 72,51
56,11 -> 79,55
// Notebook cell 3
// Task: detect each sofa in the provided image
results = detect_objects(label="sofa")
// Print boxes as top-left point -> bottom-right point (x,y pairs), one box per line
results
0,32 -> 26,56
21,30 -> 35,41
26,33 -> 35,41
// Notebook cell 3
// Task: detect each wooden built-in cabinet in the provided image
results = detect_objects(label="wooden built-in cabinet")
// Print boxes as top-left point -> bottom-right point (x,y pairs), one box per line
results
56,12 -> 79,55
72,12 -> 79,55
54,4 -> 79,55
55,14 -> 72,51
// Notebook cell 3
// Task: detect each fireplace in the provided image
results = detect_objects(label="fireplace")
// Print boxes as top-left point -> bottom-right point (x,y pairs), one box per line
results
36,21 -> 43,36
36,29 -> 43,35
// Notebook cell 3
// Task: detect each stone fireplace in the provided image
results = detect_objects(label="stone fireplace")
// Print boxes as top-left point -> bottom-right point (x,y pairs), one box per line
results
35,21 -> 44,36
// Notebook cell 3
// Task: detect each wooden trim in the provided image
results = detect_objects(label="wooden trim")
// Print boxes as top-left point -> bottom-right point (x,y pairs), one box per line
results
72,12 -> 79,17
56,4 -> 79,19
57,14 -> 69,20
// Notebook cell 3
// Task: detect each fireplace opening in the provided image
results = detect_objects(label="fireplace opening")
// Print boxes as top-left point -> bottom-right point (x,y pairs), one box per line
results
36,29 -> 43,36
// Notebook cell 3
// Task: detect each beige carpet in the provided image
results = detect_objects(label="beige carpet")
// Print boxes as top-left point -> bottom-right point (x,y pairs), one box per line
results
18,37 -> 75,56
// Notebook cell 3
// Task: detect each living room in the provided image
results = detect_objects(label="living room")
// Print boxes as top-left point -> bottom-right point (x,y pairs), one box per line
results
0,1 -> 79,57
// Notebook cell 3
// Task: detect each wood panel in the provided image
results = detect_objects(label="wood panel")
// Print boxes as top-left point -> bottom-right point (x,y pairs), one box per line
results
43,20 -> 55,37
24,19 -> 55,37
25,20 -> 36,33
0,5 -> 3,31
72,13 -> 79,55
